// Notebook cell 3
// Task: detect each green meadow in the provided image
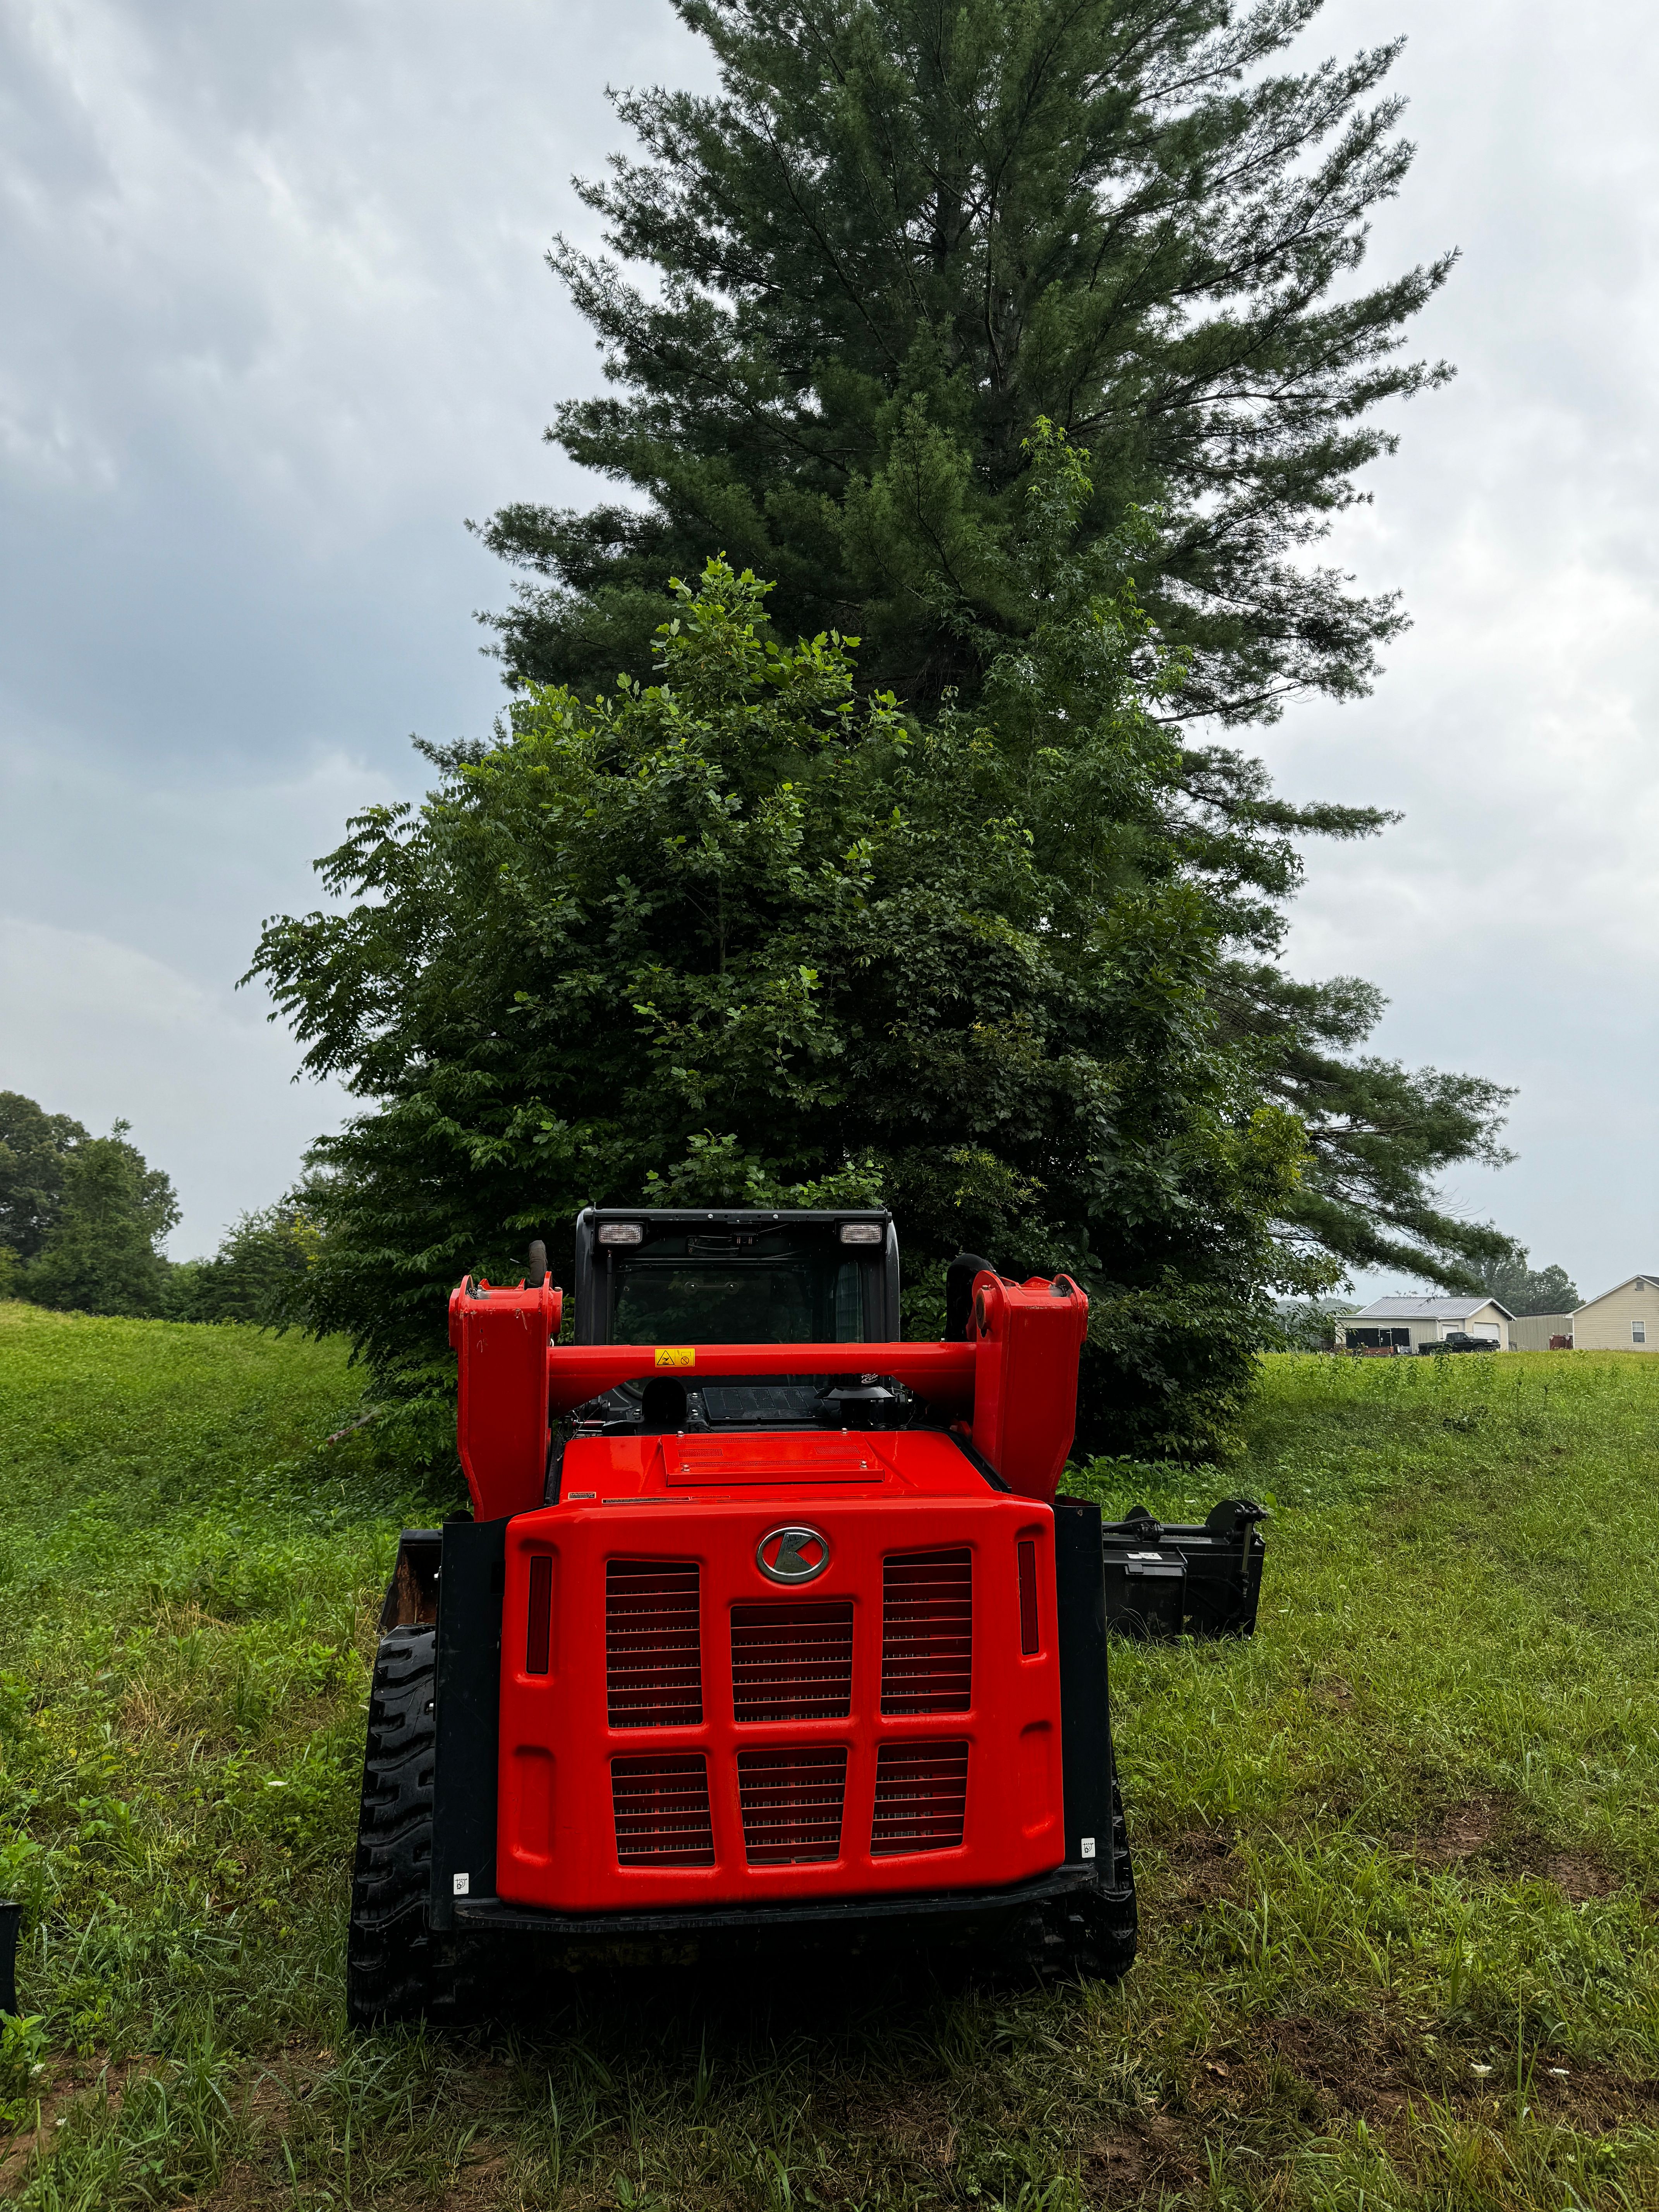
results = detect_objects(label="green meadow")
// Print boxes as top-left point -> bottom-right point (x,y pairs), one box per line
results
2,1300 -> 1657,2210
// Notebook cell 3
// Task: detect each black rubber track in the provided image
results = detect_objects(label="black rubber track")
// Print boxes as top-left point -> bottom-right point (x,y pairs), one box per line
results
1002,1777 -> 1137,1983
347,1626 -> 442,2027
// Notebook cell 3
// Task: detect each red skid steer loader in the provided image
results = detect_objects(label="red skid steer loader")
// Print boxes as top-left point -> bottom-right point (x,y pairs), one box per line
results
347,1208 -> 1137,2023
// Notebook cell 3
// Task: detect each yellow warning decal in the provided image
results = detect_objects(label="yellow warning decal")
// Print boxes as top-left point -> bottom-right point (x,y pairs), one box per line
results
654,1346 -> 696,1369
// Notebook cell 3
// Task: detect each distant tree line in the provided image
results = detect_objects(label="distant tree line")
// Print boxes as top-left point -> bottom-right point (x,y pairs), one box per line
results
1468,1254 -> 1579,1317
0,1091 -> 313,1328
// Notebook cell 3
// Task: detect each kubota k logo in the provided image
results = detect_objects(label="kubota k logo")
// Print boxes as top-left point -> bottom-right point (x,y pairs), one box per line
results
756,1524 -> 830,1585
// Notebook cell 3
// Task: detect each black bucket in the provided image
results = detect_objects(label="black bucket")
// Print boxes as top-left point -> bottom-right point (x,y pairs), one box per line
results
1101,1498 -> 1268,1639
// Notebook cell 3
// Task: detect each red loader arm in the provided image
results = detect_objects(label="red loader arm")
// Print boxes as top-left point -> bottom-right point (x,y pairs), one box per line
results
448,1268 -> 1089,1521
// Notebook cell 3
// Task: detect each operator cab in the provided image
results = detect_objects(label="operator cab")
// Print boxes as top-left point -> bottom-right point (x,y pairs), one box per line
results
570,1207 -> 904,1435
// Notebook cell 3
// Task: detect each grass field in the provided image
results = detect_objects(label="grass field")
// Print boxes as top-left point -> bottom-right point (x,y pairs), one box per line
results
2,1302 -> 1659,2210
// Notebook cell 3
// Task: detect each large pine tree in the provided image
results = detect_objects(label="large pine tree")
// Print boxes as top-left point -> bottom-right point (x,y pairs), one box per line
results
483,0 -> 1453,722
475,0 -> 1513,1289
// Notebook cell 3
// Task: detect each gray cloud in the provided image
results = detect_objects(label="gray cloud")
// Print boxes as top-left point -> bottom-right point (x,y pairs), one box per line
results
1264,0 -> 1659,1297
0,0 -> 710,1248
2,0 -> 1653,1298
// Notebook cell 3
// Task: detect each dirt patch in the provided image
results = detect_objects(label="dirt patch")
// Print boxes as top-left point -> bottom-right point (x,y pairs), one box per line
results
1159,1830 -> 1240,1919
1247,2025 -> 1659,2140
1081,2112 -> 1204,2205
1529,2061 -> 1659,2132
823,2082 -> 957,2170
441,2149 -> 515,2209
1073,2034 -> 1659,2203
1257,2012 -> 1415,2122
1417,1794 -> 1508,1863
1408,1794 -> 1623,1900
0,2052 -> 161,2192
187,2160 -> 279,2212
1530,1850 -> 1620,1901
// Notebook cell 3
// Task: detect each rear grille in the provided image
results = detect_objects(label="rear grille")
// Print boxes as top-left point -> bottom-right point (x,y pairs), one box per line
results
881,1549 -> 972,1713
730,1602 -> 854,1721
606,1559 -> 702,1727
612,1754 -> 715,1864
871,1740 -> 969,1855
737,1747 -> 848,1863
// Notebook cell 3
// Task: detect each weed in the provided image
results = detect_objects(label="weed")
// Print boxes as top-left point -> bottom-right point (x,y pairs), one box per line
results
4,1311 -> 1659,2206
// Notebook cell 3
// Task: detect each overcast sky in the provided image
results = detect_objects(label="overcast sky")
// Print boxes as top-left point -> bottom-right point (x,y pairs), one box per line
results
2,0 -> 1654,1300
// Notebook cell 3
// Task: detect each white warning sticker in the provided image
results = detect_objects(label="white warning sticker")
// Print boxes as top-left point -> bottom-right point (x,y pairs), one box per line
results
1079,1837 -> 1096,1860
453,1871 -> 470,1896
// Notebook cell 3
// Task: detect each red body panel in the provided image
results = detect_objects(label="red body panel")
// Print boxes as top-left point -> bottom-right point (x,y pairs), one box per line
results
970,1273 -> 1089,1503
448,1278 -> 563,1522
495,1431 -> 1065,1911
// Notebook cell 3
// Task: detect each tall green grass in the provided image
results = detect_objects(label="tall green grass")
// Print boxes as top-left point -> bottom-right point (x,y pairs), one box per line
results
3,1309 -> 1658,2209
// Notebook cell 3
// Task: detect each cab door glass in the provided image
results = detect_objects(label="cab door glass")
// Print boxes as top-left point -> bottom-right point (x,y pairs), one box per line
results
834,1259 -> 865,1341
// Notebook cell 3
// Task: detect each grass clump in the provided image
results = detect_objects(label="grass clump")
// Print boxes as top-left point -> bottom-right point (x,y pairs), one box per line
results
3,1312 -> 1659,2207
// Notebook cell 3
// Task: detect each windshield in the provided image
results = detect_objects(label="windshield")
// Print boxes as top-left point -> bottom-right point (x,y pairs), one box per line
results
606,1231 -> 872,1345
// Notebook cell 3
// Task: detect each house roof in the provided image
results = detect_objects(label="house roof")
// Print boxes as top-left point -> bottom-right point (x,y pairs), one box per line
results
1352,1296 -> 1515,1321
1571,1276 -> 1659,1313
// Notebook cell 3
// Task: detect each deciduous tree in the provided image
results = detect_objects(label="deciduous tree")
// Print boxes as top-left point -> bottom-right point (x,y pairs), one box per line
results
256,453 -> 1323,1455
1469,1252 -> 1578,1317
0,1091 -> 89,1263
23,1121 -> 179,1319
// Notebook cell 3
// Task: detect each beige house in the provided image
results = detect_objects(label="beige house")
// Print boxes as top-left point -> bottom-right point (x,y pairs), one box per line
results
1345,1295 -> 1513,1353
1570,1276 -> 1659,1351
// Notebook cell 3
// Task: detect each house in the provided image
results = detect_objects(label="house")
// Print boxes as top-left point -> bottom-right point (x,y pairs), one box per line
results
1343,1295 -> 1513,1354
1569,1276 -> 1659,1351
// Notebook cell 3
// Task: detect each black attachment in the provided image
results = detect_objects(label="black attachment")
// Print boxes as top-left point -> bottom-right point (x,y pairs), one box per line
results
0,1899 -> 18,2014
527,1238 -> 548,1288
429,1517 -> 507,1930
945,1252 -> 998,1341
1101,1497 -> 1267,1639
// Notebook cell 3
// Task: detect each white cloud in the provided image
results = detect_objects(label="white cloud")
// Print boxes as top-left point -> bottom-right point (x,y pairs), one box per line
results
0,914 -> 350,1257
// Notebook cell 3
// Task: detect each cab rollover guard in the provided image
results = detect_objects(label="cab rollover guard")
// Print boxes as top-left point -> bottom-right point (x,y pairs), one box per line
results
348,1211 -> 1137,2022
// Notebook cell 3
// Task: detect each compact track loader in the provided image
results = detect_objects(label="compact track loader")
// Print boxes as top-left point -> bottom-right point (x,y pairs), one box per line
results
347,1207 -> 1141,2023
